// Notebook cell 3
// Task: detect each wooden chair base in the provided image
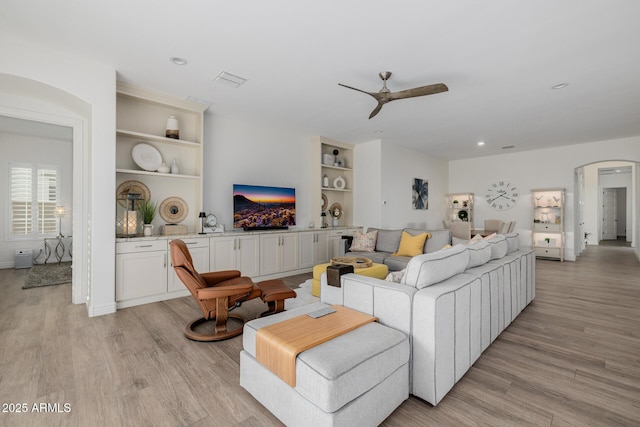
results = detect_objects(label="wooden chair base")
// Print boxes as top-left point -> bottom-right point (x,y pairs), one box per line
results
258,300 -> 287,318
184,313 -> 247,342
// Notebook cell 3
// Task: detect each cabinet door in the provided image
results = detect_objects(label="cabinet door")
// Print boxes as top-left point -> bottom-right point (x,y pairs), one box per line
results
298,232 -> 316,268
315,232 -> 330,264
116,251 -> 167,301
210,236 -> 236,272
237,235 -> 260,277
259,234 -> 281,276
280,233 -> 298,272
168,242 -> 209,292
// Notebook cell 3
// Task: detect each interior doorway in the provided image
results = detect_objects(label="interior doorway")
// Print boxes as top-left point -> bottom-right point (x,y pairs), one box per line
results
574,161 -> 637,258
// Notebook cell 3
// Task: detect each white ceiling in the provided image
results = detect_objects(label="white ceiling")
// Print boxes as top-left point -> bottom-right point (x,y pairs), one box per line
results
2,0 -> 640,160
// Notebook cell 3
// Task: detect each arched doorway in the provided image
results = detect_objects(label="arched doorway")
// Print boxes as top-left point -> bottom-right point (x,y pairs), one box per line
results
0,75 -> 90,305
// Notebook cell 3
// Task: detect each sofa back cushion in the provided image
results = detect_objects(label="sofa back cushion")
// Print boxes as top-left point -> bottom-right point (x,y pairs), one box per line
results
404,228 -> 452,253
368,228 -> 402,253
401,244 -> 469,289
504,232 -> 520,254
466,240 -> 492,268
486,235 -> 508,259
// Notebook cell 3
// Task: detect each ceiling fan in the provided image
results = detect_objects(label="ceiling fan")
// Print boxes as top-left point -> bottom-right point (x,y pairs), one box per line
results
339,71 -> 448,119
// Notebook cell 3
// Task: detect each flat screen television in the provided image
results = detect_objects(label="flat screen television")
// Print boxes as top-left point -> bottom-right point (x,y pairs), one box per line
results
233,184 -> 296,230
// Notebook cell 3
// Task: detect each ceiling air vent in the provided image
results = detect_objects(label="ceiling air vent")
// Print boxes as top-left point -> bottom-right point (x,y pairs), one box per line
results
213,71 -> 247,88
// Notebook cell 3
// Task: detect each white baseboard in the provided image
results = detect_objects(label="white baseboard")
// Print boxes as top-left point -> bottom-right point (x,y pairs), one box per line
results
87,301 -> 117,317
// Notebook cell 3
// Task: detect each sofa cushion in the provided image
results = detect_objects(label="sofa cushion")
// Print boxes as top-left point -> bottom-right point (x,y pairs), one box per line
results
466,240 -> 492,268
393,231 -> 430,257
504,232 -> 520,254
370,228 -> 403,253
347,251 -> 390,265
486,235 -> 508,259
384,255 -> 411,272
405,228 -> 452,254
350,229 -> 378,252
401,244 -> 469,289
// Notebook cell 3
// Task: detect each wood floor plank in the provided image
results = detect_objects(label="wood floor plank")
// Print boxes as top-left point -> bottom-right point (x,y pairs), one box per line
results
0,243 -> 639,426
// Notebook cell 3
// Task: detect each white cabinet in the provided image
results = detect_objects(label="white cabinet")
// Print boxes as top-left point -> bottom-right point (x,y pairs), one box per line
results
210,234 -> 260,277
167,237 -> 209,292
116,82 -> 207,236
260,233 -> 298,276
116,240 -> 167,302
299,231 -> 329,268
531,188 -> 565,261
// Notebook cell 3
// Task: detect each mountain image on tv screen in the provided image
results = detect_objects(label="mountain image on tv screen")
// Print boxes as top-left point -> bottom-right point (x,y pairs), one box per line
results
233,184 -> 296,229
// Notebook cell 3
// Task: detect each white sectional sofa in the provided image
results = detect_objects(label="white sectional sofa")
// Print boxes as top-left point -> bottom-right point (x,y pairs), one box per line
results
321,232 -> 535,406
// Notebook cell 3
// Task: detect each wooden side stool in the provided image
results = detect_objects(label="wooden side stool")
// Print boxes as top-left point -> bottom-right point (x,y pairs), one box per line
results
256,279 -> 297,317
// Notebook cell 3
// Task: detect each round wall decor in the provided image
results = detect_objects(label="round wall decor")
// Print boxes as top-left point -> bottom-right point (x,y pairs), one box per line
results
333,176 -> 346,190
159,196 -> 188,224
116,180 -> 150,207
328,202 -> 343,219
321,193 -> 328,211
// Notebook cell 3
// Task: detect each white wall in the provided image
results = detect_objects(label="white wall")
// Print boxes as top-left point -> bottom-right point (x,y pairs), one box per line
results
0,131 -> 73,266
354,140 -> 382,228
449,136 -> 640,261
381,142 -> 449,229
202,114 -> 312,230
1,37 -> 117,316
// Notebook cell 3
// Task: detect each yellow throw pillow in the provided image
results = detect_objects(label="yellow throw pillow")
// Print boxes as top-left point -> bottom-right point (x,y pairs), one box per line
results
392,231 -> 430,257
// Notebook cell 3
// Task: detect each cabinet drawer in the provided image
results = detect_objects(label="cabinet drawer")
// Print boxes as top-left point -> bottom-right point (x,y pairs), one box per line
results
535,247 -> 561,258
117,240 -> 167,254
534,223 -> 561,232
169,238 -> 209,249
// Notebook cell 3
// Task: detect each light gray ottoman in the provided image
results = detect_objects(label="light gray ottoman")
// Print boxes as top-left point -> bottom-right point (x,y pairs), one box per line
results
240,302 -> 409,427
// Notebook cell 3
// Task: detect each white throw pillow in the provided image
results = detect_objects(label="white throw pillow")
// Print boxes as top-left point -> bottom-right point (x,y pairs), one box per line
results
385,269 -> 406,283
350,229 -> 378,252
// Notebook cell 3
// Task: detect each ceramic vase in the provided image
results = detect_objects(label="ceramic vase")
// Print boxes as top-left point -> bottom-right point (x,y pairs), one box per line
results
143,224 -> 154,236
166,116 -> 179,139
171,158 -> 179,174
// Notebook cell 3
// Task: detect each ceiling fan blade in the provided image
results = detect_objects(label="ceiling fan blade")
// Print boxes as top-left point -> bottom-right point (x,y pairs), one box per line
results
368,102 -> 384,119
389,83 -> 449,100
338,83 -> 377,98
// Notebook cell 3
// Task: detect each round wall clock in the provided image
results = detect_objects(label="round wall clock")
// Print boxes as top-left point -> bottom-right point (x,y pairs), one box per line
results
205,214 -> 217,227
485,181 -> 519,210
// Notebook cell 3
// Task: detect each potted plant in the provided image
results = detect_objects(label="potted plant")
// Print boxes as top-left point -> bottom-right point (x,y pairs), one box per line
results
452,199 -> 459,208
138,199 -> 157,236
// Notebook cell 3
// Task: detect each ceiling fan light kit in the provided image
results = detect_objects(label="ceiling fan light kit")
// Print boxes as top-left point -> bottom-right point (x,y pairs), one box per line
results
339,71 -> 448,119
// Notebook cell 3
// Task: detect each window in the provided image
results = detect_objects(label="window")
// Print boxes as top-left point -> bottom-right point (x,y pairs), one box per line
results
9,163 -> 60,238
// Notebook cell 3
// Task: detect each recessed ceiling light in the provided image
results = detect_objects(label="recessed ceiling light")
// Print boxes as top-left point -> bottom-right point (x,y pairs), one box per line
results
552,83 -> 569,89
169,57 -> 188,65
477,141 -> 485,146
374,130 -> 384,134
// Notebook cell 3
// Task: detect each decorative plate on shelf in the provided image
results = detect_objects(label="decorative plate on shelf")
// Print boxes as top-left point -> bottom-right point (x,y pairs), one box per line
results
321,193 -> 328,211
132,143 -> 162,171
159,196 -> 189,224
333,176 -> 346,190
457,209 -> 468,221
116,180 -> 150,207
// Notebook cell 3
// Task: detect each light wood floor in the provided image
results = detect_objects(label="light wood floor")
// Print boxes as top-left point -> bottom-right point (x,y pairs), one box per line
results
1,245 -> 639,426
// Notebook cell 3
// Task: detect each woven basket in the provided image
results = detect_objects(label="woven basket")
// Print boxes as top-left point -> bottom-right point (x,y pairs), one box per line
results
330,257 -> 373,268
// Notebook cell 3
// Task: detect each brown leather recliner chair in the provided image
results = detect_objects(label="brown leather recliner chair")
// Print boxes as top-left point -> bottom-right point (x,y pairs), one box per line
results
169,239 -> 262,341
